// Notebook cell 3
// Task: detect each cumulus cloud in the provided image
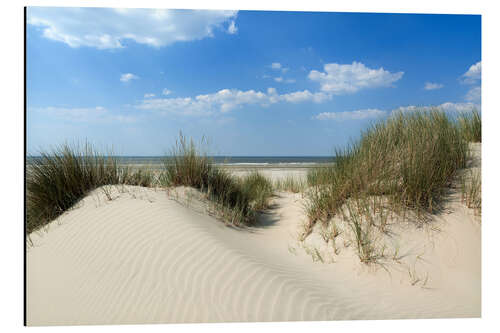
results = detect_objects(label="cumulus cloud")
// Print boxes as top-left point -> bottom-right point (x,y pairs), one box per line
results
465,86 -> 481,103
136,97 -> 211,116
315,109 -> 386,121
394,102 -> 480,114
424,82 -> 444,90
197,89 -> 271,113
271,62 -> 282,70
30,106 -> 136,123
137,89 -> 267,115
136,87 -> 332,115
120,73 -> 138,82
438,102 -> 481,112
270,63 -> 289,73
458,62 -> 481,103
461,61 -> 481,84
280,90 -> 331,104
316,102 -> 481,122
162,88 -> 172,95
227,20 -> 238,34
273,77 -> 295,84
308,61 -> 404,94
144,93 -> 155,98
27,7 -> 238,49
459,62 -> 481,102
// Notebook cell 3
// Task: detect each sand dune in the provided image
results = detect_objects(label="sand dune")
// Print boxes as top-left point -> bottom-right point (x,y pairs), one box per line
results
27,182 -> 480,326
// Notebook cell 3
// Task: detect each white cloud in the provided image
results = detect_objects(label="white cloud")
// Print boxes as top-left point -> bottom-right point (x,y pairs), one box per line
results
461,61 -> 481,84
394,102 -> 480,114
465,86 -> 481,103
438,102 -> 480,112
280,90 -> 331,103
30,106 -> 136,123
197,89 -> 271,113
27,7 -> 238,49
227,20 -> 238,34
270,63 -> 289,73
424,82 -> 444,90
308,61 -> 404,94
162,89 -> 172,95
137,89 -> 267,115
271,62 -> 282,70
120,73 -> 138,82
315,109 -> 386,121
316,102 -> 481,121
136,97 -> 211,116
459,62 -> 481,102
273,77 -> 295,84
136,87 -> 332,115
144,93 -> 155,98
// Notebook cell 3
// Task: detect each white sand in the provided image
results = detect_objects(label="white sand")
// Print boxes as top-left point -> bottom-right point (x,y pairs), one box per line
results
27,148 -> 481,325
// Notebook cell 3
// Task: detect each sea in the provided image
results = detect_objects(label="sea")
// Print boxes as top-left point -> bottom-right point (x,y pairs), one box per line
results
115,156 -> 334,167
26,156 -> 335,169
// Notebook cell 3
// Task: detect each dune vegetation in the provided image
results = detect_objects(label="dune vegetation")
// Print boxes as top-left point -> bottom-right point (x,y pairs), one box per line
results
273,175 -> 307,193
460,169 -> 481,215
26,144 -> 156,234
26,135 -> 274,234
162,134 -> 273,225
458,109 -> 481,143
302,108 -> 480,263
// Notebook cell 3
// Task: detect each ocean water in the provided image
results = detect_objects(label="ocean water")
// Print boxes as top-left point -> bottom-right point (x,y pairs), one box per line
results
115,156 -> 334,166
27,156 -> 335,168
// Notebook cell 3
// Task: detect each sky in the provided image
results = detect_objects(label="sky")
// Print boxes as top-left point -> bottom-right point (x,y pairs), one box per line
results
26,7 -> 481,156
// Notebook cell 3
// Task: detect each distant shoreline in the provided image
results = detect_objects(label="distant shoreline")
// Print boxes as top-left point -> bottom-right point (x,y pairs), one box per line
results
27,156 -> 335,169
218,163 -> 332,170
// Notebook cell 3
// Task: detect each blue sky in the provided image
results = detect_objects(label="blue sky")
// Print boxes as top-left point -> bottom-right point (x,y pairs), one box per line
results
26,8 -> 481,156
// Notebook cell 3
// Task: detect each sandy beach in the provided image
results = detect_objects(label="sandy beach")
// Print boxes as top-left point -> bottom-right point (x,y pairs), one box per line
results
26,145 -> 481,326
225,166 -> 309,182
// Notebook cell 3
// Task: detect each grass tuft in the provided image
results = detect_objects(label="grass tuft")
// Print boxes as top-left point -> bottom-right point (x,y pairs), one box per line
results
240,171 -> 274,210
306,109 -> 468,228
273,175 -> 307,193
163,133 -> 273,225
26,143 -> 153,234
303,109 -> 473,263
460,169 -> 481,214
342,199 -> 380,263
458,109 -> 481,143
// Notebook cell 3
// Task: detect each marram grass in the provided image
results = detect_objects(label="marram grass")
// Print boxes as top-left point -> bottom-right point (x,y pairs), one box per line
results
240,171 -> 274,210
163,133 -> 273,226
460,169 -> 481,215
26,143 -> 155,234
27,136 -> 275,234
458,109 -> 481,143
273,175 -> 307,193
304,109 -> 473,261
